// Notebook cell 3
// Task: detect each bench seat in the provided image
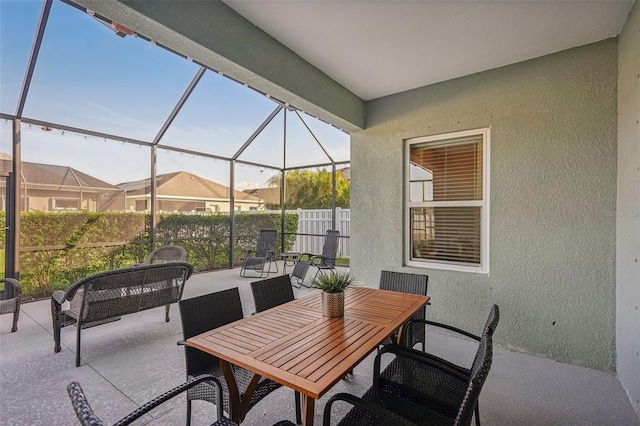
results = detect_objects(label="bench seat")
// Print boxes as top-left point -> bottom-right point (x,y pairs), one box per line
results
51,262 -> 193,367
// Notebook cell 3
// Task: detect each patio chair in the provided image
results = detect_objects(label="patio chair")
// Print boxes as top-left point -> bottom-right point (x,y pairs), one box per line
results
67,375 -> 223,426
396,304 -> 500,426
178,288 -> 283,426
301,230 -> 340,283
250,274 -> 302,424
133,245 -> 187,266
250,274 -> 296,313
323,331 -> 494,426
0,278 -> 21,332
379,270 -> 429,351
240,229 -> 278,278
142,244 -> 187,264
67,375 -> 299,426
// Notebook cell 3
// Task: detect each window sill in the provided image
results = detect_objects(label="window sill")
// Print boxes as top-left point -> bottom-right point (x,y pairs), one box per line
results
406,259 -> 489,275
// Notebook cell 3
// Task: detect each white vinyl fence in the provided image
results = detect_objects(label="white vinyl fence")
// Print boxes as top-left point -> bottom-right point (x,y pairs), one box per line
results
283,208 -> 350,258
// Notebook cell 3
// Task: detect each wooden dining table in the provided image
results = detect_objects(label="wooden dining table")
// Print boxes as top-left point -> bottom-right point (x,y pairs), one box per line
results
187,286 -> 430,426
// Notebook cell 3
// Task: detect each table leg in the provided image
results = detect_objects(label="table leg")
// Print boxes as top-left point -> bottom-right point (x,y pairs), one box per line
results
220,360 -> 262,424
301,394 -> 316,426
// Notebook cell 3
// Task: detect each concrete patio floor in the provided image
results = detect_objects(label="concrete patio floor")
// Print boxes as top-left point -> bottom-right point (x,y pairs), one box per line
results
1,264 -> 638,425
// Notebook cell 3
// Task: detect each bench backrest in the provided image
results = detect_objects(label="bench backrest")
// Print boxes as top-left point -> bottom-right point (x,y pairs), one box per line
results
67,262 -> 193,323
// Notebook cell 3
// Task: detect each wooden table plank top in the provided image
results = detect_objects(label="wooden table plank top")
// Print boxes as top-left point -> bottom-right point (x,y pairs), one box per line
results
187,286 -> 430,400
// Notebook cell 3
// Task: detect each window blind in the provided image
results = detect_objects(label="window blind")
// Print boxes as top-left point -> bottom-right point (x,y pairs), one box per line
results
410,135 -> 483,265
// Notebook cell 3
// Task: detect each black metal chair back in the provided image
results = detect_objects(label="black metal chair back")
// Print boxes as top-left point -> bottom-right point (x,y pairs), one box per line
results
240,229 -> 278,278
256,229 -> 277,258
319,230 -> 340,267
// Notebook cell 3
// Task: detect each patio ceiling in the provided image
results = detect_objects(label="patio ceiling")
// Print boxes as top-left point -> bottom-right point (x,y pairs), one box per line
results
70,0 -> 634,132
224,0 -> 634,101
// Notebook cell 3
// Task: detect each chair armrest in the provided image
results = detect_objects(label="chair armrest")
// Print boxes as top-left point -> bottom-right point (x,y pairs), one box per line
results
323,392 -> 416,426
374,344 -> 470,384
402,318 -> 481,342
310,255 -> 336,266
114,375 -> 223,426
52,290 -> 66,306
1,278 -> 21,296
67,375 -> 223,426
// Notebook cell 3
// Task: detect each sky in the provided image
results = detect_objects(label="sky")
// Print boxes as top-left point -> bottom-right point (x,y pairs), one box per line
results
0,0 -> 350,189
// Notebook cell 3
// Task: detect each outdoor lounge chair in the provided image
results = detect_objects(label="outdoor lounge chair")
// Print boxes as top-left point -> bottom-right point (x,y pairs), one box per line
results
323,330 -> 494,426
178,288 -> 283,426
240,229 -> 278,278
301,230 -> 340,283
67,375 -> 299,426
0,278 -> 21,332
379,271 -> 429,350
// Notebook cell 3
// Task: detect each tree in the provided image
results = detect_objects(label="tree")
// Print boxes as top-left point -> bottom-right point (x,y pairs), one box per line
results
267,168 -> 350,209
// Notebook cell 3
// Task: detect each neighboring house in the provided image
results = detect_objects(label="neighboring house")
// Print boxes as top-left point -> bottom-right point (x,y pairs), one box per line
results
339,166 -> 350,181
243,187 -> 280,207
0,157 -> 125,212
118,171 -> 264,213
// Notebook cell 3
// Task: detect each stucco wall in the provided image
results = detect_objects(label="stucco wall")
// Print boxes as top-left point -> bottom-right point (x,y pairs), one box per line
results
617,0 -> 640,416
351,39 -> 618,371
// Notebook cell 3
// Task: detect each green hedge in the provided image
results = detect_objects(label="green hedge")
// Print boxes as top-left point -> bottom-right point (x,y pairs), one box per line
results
2,211 -> 298,299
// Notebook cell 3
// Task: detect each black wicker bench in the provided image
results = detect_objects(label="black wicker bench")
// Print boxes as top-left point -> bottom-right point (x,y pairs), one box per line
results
51,262 -> 193,367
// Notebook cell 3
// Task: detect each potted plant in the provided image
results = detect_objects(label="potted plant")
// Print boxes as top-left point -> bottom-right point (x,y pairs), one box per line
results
312,270 -> 355,317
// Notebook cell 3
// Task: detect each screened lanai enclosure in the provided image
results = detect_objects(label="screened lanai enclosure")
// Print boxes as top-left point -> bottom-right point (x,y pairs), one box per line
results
0,0 -> 350,299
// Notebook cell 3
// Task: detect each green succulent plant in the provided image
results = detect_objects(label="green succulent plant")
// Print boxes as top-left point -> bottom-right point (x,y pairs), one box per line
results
311,270 -> 355,293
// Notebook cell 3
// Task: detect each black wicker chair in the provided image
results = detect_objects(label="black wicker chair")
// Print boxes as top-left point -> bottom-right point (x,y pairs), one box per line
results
250,274 -> 295,313
0,278 -> 21,332
323,331 -> 494,426
138,245 -> 187,265
250,274 -> 302,423
240,229 -> 278,278
67,375 -> 298,426
67,375 -> 222,426
392,304 -> 500,426
178,288 -> 284,426
404,304 -> 499,348
379,271 -> 429,350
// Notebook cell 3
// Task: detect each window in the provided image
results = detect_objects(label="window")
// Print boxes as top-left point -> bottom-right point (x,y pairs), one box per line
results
51,198 -> 81,211
405,128 -> 490,273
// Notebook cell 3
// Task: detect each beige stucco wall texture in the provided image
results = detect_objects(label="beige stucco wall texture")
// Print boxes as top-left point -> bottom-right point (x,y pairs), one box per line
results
351,39 -> 618,372
617,0 -> 640,416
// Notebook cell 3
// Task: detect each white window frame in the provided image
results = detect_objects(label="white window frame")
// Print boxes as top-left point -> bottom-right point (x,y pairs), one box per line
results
404,127 -> 490,274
